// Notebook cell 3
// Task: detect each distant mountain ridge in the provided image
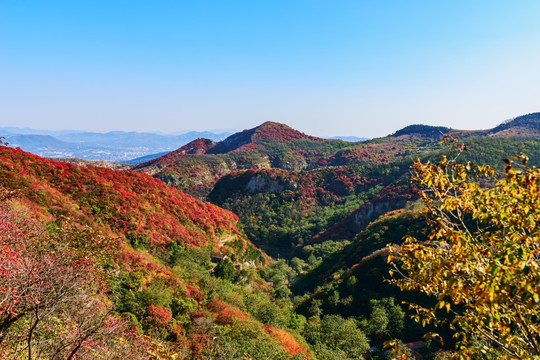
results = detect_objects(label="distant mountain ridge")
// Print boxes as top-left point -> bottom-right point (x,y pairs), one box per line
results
391,124 -> 451,137
389,112 -> 540,138
326,136 -> 368,142
0,127 -> 85,136
124,151 -> 170,164
0,127 -> 232,162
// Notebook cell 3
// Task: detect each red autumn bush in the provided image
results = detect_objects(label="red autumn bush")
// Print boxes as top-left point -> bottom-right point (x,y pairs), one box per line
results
265,325 -> 311,358
207,298 -> 248,325
146,304 -> 172,326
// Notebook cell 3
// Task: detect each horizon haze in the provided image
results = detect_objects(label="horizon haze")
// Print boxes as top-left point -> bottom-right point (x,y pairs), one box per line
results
1,1 -> 540,138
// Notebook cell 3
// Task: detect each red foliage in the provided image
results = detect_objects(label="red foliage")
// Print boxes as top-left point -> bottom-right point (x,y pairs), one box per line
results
251,121 -> 321,142
0,198 -> 150,359
0,146 -> 250,252
191,311 -> 204,319
187,333 -> 214,358
146,304 -> 172,326
0,205 -> 101,322
185,284 -> 200,295
264,325 -> 311,358
207,298 -> 248,325
138,138 -> 217,169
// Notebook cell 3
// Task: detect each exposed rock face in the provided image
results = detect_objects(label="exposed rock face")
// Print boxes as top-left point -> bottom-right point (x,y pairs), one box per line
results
271,153 -> 308,171
246,174 -> 286,193
353,199 -> 410,231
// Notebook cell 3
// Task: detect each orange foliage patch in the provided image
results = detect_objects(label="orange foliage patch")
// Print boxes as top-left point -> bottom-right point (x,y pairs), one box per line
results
264,326 -> 310,358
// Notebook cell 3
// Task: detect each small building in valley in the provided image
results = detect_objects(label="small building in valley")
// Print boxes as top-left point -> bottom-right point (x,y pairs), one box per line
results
211,253 -> 227,263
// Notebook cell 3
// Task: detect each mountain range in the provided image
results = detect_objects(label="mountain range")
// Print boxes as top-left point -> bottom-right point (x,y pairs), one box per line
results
0,128 -> 233,162
0,127 -> 367,163
1,112 -> 539,359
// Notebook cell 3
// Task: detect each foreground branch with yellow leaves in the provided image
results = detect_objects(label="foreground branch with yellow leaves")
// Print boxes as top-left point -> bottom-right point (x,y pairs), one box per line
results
389,139 -> 539,359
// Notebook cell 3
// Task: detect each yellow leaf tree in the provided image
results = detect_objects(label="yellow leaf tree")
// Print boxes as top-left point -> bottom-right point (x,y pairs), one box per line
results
389,140 -> 540,359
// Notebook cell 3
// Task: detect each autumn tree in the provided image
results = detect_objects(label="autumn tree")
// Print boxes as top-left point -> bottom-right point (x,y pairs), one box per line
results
389,141 -> 540,359
0,187 -> 148,359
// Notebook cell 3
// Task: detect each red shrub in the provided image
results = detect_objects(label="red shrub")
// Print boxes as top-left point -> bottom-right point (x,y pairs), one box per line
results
146,304 -> 171,326
265,326 -> 310,358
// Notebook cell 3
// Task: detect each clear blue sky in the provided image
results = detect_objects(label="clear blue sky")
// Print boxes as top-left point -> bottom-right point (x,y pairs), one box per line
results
1,1 -> 539,137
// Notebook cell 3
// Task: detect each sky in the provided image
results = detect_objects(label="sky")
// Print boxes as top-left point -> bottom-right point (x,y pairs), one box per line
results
1,1 -> 540,138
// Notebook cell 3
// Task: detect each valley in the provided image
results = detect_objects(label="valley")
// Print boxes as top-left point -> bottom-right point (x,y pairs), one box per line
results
1,112 -> 539,359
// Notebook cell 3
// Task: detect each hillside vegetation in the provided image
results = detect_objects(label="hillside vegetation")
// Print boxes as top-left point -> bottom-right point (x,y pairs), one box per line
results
0,147 -> 314,359
2,112 -> 539,358
135,113 -> 540,357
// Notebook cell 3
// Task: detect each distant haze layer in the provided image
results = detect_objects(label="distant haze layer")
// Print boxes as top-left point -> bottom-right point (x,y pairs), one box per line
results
1,2 -> 540,137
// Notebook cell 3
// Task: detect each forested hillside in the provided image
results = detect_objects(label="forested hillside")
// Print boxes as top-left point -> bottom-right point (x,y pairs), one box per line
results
134,112 -> 540,358
0,146 -> 314,359
134,122 -> 352,197
2,112 -> 539,358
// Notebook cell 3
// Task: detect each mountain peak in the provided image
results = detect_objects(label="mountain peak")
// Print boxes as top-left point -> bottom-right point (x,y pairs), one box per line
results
391,124 -> 451,137
176,138 -> 217,154
252,121 -> 317,141
490,112 -> 540,135
209,122 -> 320,154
